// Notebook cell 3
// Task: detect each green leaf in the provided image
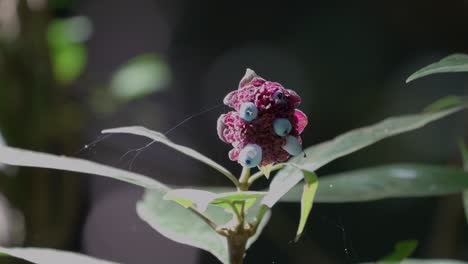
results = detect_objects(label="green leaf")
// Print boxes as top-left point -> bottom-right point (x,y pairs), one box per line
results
211,192 -> 267,205
378,240 -> 418,264
47,17 -> 91,84
424,96 -> 467,112
211,192 -> 267,213
164,189 -> 217,211
138,189 -> 232,263
164,189 -> 266,212
406,54 -> 468,83
258,163 -> 274,179
47,17 -> 92,47
263,98 -> 467,208
294,169 -> 318,242
0,145 -> 161,189
279,164 -> 468,203
51,44 -> 86,85
102,126 -> 238,185
0,247 -> 118,264
0,146 -> 268,263
110,54 -> 171,101
139,189 -> 270,264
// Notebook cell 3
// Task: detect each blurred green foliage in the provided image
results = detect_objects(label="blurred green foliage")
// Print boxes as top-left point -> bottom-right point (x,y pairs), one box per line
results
379,240 -> 418,263
110,54 -> 171,101
47,16 -> 91,84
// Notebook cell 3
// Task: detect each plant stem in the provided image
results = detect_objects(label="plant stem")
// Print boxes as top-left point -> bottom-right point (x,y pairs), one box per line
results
248,163 -> 286,186
238,167 -> 251,191
188,207 -> 218,231
227,231 -> 249,264
222,167 -> 253,264
228,202 -> 243,224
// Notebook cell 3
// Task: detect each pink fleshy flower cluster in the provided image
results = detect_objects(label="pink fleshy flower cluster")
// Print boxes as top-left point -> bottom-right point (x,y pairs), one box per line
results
217,69 -> 308,167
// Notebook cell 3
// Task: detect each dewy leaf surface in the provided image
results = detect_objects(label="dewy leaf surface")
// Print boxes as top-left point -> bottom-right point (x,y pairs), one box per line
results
0,247 -> 118,264
263,100 -> 466,207
102,126 -> 237,184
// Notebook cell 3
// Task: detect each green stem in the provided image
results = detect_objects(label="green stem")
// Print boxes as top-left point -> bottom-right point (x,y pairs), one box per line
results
223,171 -> 241,189
238,167 -> 251,191
188,207 -> 218,231
228,202 -> 243,224
252,205 -> 269,231
248,163 -> 286,186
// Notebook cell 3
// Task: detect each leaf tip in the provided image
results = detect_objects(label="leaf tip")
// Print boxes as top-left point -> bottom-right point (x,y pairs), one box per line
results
293,234 -> 302,243
258,164 -> 274,179
406,71 -> 423,83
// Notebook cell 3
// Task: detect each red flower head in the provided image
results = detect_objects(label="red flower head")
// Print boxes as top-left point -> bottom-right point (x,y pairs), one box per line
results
217,69 -> 308,167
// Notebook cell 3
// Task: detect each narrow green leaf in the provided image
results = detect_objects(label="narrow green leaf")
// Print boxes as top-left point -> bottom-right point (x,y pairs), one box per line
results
258,163 -> 274,179
263,98 -> 467,208
211,192 -> 267,205
164,189 -> 217,212
424,96 -> 466,112
406,54 -> 468,83
102,126 -> 237,185
279,164 -> 468,203
110,54 -> 171,101
0,145 -> 161,189
294,169 -> 318,242
378,240 -> 418,264
164,189 -> 266,212
0,247 -> 118,264
211,192 -> 266,213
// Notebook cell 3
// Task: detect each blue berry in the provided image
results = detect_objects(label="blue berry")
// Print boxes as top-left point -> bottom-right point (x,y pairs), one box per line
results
238,144 -> 262,168
282,135 -> 302,156
239,102 -> 258,122
273,118 -> 292,137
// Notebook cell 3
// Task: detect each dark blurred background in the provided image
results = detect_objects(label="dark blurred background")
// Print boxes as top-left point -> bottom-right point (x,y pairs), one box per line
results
1,0 -> 468,263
